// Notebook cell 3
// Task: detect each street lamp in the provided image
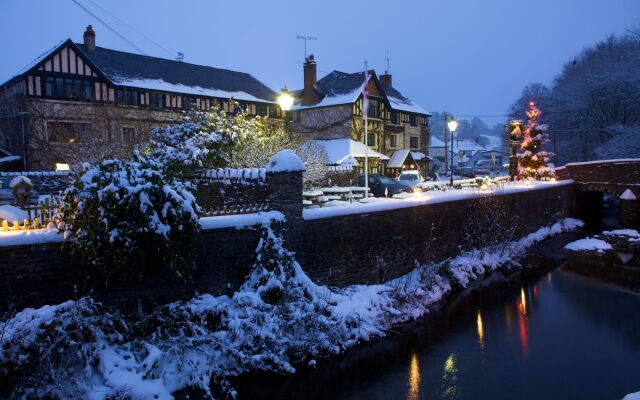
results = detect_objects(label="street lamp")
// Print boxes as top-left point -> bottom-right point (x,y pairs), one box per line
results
447,116 -> 458,186
277,86 -> 294,113
277,86 -> 294,138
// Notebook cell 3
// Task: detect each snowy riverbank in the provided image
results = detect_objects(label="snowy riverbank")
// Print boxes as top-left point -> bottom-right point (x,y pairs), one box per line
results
0,218 -> 583,399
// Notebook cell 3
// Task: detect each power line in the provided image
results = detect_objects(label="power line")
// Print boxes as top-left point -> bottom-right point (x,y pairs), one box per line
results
83,0 -> 175,58
71,0 -> 147,55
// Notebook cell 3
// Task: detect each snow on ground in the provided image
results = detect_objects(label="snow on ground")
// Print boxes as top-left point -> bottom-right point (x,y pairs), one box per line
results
624,391 -> 640,400
603,229 -> 640,238
0,217 -> 583,399
305,179 -> 572,220
0,204 -> 29,222
0,227 -> 63,247
199,211 -> 284,230
564,238 -> 613,253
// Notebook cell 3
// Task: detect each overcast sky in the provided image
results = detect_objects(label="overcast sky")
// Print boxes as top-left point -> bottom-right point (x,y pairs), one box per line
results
1,0 -> 638,126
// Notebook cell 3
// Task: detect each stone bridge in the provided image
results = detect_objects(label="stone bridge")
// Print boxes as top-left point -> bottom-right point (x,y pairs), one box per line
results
555,158 -> 640,196
556,158 -> 640,227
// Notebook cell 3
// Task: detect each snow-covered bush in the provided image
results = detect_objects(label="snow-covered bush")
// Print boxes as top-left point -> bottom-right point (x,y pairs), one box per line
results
60,151 -> 199,283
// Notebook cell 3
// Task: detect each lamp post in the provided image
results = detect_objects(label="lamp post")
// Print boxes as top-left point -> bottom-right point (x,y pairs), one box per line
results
447,116 -> 458,186
277,86 -> 294,135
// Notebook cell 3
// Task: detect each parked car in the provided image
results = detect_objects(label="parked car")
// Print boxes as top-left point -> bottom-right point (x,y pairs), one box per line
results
452,167 -> 476,178
396,171 -> 426,190
358,174 -> 412,197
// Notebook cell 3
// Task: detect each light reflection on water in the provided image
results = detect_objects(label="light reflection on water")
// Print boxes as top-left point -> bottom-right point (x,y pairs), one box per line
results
439,354 -> 461,400
476,310 -> 485,353
406,352 -> 420,400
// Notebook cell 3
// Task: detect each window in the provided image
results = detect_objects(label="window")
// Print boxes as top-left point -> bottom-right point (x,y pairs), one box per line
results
256,103 -> 267,116
149,92 -> 165,109
122,127 -> 135,143
116,89 -> 139,106
47,121 -> 91,143
41,75 -> 94,101
410,136 -> 419,149
367,98 -> 382,119
367,133 -> 376,147
389,111 -> 400,125
401,113 -> 410,123
182,96 -> 196,110
409,114 -> 417,126
390,134 -> 397,148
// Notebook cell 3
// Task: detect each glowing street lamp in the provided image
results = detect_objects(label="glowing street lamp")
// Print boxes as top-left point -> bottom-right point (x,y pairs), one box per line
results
277,86 -> 294,112
448,116 -> 458,186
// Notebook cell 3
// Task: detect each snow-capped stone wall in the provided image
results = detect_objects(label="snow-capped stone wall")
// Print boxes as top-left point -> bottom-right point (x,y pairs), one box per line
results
0,182 -> 576,314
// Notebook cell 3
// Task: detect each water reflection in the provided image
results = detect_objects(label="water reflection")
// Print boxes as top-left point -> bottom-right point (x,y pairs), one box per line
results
517,288 -> 529,360
476,310 -> 485,352
439,354 -> 461,400
406,352 -> 420,400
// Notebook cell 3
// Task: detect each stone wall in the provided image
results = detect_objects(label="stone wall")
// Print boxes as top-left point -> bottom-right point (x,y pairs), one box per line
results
0,227 -> 261,314
0,183 -> 576,313
291,184 -> 576,287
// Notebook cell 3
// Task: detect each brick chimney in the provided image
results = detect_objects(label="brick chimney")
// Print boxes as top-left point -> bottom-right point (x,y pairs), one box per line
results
301,54 -> 317,106
83,25 -> 96,51
380,71 -> 392,87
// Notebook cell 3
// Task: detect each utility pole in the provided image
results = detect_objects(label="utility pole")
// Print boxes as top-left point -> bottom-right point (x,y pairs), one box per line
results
444,113 -> 449,176
296,35 -> 317,59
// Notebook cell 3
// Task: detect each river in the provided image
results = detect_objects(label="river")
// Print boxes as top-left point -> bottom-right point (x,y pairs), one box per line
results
237,258 -> 640,400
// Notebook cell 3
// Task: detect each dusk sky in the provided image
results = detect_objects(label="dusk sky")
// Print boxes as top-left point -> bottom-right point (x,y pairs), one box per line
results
2,0 -> 638,126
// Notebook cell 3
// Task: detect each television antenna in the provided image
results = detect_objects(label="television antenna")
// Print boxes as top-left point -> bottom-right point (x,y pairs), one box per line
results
385,50 -> 391,73
296,34 -> 317,59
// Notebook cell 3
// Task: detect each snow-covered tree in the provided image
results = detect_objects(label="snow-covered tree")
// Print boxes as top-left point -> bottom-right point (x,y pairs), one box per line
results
60,151 -> 200,283
517,101 -> 555,180
594,124 -> 640,159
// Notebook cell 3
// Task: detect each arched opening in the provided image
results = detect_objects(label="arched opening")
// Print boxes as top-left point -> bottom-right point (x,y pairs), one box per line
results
576,190 -> 620,227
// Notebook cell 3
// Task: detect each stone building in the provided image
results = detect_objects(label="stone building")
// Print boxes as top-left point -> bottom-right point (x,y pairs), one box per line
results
290,55 -> 432,177
0,26 -> 280,171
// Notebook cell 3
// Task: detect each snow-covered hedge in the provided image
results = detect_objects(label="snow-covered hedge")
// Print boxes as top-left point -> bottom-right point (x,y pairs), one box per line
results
59,152 -> 200,282
0,218 -> 583,399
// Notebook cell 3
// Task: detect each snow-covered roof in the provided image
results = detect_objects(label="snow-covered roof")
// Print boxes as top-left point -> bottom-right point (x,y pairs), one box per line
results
429,136 -> 445,147
113,78 -> 270,103
479,134 -> 503,151
292,70 -> 430,116
383,85 -> 430,115
411,151 -> 430,161
1,39 -> 277,103
387,150 -> 411,168
313,139 -> 390,165
429,138 -> 486,153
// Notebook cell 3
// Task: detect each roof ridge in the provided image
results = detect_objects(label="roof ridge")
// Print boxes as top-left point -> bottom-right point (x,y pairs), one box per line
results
74,43 -> 255,78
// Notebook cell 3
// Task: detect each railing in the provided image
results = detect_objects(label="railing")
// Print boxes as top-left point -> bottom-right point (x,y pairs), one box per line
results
191,168 -> 271,217
1,197 -> 61,231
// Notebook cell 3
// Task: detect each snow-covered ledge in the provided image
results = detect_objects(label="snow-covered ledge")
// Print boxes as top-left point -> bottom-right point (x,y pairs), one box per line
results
304,179 -> 574,221
0,228 -> 64,247
199,211 -> 285,230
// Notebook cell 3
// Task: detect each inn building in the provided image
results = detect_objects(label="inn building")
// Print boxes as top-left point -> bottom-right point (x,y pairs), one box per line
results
0,26 -> 280,170
290,55 -> 432,177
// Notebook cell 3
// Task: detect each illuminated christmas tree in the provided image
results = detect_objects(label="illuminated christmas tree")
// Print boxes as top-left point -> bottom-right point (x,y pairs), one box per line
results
517,101 -> 555,180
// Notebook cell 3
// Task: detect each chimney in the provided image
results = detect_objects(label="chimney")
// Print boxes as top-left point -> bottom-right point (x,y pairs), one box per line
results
83,25 -> 96,51
301,54 -> 317,106
380,71 -> 392,87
